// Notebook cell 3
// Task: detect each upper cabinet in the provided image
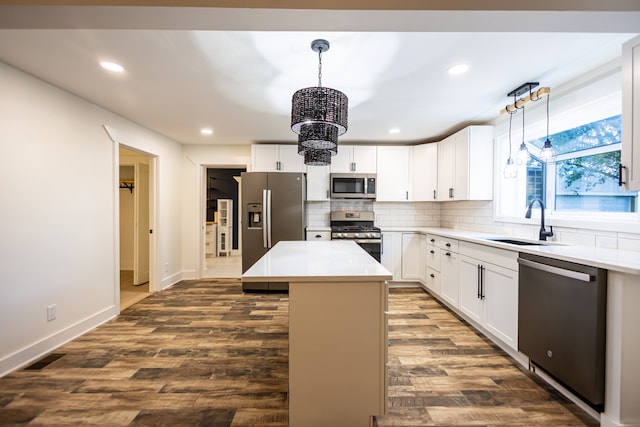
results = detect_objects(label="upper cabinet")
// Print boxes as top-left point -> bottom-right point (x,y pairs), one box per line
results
252,145 -> 305,172
622,34 -> 640,191
306,165 -> 331,201
376,146 -> 412,201
331,145 -> 377,173
437,125 -> 494,201
412,143 -> 438,201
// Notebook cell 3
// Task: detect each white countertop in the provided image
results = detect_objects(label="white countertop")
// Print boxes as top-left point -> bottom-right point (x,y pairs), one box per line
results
381,226 -> 640,275
242,240 -> 393,283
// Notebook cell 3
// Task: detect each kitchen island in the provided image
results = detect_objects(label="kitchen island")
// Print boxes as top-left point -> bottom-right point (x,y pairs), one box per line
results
242,240 -> 393,427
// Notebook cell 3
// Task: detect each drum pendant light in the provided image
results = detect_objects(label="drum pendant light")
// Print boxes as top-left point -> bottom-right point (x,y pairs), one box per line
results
291,39 -> 348,166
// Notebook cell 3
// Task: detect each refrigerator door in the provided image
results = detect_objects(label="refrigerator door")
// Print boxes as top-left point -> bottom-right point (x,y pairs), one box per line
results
241,172 -> 268,275
269,173 -> 306,245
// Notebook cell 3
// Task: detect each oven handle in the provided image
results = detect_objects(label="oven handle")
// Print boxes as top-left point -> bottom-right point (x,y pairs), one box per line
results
352,239 -> 382,244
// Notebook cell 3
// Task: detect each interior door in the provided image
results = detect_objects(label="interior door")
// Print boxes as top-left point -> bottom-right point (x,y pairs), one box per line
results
134,163 -> 150,285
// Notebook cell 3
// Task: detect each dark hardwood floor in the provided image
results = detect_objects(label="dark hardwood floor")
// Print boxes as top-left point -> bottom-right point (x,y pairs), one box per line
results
0,280 -> 597,426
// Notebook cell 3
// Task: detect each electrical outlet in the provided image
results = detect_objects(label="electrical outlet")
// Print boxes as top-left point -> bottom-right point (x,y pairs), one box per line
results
47,304 -> 57,322
164,262 -> 169,273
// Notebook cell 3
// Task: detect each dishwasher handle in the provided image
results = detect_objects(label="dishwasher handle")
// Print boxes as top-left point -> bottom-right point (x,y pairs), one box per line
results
518,258 -> 593,282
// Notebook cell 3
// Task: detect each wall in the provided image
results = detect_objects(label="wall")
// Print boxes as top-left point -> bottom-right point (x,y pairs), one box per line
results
0,61 -> 184,376
180,144 -> 251,278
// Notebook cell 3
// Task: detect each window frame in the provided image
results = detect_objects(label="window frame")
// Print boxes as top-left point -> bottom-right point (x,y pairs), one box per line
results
492,70 -> 640,233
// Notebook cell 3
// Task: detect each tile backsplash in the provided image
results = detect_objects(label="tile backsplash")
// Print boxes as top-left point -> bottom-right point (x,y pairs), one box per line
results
306,199 -> 640,252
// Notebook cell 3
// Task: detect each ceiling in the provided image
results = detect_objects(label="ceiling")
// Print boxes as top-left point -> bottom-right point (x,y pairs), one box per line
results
0,5 -> 638,146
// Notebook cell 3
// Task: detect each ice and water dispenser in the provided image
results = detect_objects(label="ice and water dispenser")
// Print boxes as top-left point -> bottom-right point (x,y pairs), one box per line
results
247,203 -> 262,228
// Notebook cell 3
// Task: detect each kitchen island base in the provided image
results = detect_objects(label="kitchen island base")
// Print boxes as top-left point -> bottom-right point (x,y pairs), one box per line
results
289,280 -> 388,427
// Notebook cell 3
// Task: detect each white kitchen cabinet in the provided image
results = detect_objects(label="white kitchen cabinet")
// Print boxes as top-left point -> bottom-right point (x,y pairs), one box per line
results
305,164 -> 331,201
425,234 -> 441,295
401,232 -> 426,282
412,143 -> 438,201
458,241 -> 519,350
217,199 -> 233,256
205,222 -> 216,257
376,146 -> 412,201
252,144 -> 305,172
331,145 -> 377,173
438,237 -> 459,307
381,231 -> 403,281
305,229 -> 331,241
437,126 -> 493,201
622,34 -> 640,191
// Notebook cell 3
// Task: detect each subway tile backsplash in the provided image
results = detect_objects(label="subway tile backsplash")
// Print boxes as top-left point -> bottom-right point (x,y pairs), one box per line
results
306,199 -> 640,252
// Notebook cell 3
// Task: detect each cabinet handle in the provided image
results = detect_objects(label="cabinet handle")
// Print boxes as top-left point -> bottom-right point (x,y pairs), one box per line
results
433,189 -> 437,199
430,250 -> 435,254
315,234 -> 322,239
326,190 -> 330,199
445,242 -> 451,247
430,238 -> 435,243
619,163 -> 627,186
477,265 -> 481,299
276,161 -> 281,171
430,273 -> 435,278
406,191 -> 408,200
480,265 -> 486,300
445,252 -> 451,257
449,188 -> 454,198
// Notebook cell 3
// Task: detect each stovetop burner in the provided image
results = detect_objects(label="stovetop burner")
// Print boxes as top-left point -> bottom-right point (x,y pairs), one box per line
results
330,211 -> 380,240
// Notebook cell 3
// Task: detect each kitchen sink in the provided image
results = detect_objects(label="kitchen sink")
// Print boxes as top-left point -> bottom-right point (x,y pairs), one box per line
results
486,238 -> 547,246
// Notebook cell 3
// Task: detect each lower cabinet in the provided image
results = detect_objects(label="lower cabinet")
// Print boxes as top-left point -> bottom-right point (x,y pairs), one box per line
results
458,242 -> 519,350
440,248 -> 459,306
401,232 -> 426,282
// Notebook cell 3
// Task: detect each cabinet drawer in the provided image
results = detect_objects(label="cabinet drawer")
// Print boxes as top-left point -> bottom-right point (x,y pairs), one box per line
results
437,238 -> 459,252
426,245 -> 441,270
459,241 -> 518,271
425,268 -> 441,296
306,230 -> 331,241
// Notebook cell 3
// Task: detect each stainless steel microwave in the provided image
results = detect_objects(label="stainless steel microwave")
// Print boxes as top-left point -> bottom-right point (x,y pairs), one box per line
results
330,173 -> 376,199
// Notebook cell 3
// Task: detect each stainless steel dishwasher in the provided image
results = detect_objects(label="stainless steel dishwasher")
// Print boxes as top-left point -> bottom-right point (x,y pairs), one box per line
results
518,253 -> 607,408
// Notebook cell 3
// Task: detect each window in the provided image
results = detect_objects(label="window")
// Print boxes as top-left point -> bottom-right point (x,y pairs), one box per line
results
494,71 -> 639,228
526,115 -> 637,213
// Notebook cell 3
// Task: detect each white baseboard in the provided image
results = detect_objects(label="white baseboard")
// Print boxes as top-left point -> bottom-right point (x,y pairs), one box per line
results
0,305 -> 118,378
160,271 -> 183,290
599,413 -> 639,427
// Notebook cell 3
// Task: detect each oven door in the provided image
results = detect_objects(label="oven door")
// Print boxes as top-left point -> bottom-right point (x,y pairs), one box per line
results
353,239 -> 381,262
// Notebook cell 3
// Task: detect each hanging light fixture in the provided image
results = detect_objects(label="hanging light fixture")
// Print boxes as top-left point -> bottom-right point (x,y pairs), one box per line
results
515,105 -> 530,165
291,39 -> 348,165
297,126 -> 337,166
503,109 -> 518,179
540,92 -> 556,162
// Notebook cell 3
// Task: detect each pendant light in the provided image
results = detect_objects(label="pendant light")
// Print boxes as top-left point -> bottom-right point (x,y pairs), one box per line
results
291,39 -> 348,166
515,105 -> 530,165
540,92 -> 556,162
503,109 -> 518,179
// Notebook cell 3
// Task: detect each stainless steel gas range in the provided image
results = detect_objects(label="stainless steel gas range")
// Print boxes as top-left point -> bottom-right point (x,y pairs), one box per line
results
330,211 -> 381,262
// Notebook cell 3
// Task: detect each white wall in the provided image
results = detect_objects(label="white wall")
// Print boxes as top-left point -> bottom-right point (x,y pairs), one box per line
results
180,144 -> 251,278
0,61 -> 184,375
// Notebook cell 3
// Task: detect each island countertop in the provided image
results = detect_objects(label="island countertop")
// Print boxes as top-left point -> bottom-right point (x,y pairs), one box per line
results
242,240 -> 392,283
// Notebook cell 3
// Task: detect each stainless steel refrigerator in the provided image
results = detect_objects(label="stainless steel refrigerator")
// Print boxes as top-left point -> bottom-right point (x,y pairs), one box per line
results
241,172 -> 306,291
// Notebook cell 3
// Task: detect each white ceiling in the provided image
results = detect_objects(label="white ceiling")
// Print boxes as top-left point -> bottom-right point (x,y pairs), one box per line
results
0,6 -> 638,146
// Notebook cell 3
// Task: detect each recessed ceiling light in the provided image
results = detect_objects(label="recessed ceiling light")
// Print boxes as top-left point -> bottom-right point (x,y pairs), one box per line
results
448,64 -> 469,75
99,61 -> 125,73
200,128 -> 214,135
389,128 -> 401,134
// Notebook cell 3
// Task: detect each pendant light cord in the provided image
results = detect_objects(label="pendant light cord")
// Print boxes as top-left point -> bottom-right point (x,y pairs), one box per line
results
546,92 -> 550,139
508,109 -> 514,157
521,105 -> 525,147
317,49 -> 323,87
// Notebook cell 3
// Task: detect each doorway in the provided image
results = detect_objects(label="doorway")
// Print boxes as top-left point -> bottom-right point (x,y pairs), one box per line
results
119,146 -> 152,309
203,167 -> 245,279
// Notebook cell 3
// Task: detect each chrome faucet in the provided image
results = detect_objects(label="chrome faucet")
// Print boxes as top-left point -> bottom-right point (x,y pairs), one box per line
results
525,198 -> 554,241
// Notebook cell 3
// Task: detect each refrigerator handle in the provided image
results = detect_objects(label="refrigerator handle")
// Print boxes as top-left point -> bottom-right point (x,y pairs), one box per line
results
262,189 -> 268,248
265,189 -> 273,248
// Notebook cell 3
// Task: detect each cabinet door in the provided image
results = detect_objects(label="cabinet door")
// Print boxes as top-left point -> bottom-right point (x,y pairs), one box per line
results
331,146 -> 353,173
377,146 -> 411,201
353,146 -> 377,173
381,232 -> 402,281
278,145 -> 306,172
453,128 -> 469,201
458,255 -> 483,324
437,136 -> 455,200
622,34 -> 640,191
483,262 -> 518,350
412,143 -> 438,201
401,232 -> 422,281
252,145 -> 279,172
306,165 -> 331,201
440,250 -> 459,307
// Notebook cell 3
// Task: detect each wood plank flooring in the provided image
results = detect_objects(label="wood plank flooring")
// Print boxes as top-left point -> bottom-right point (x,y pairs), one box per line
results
0,280 -> 597,426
